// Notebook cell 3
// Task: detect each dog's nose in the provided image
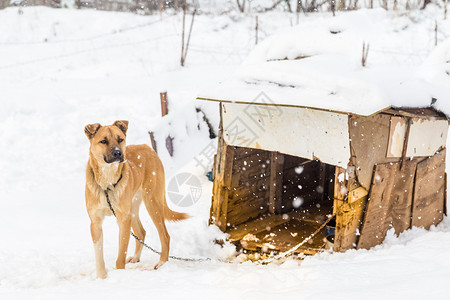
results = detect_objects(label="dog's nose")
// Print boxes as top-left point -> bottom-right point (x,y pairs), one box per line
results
112,149 -> 123,159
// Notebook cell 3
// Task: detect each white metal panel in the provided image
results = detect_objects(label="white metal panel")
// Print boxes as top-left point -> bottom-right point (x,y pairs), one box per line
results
387,117 -> 448,158
222,102 -> 351,168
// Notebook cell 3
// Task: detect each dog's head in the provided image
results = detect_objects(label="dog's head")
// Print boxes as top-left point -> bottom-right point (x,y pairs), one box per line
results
84,120 -> 129,164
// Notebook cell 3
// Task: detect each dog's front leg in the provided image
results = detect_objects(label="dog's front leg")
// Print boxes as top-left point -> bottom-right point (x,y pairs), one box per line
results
116,212 -> 132,269
90,218 -> 107,279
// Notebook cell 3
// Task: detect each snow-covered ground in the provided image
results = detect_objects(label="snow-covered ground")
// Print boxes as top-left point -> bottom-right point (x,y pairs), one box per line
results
0,5 -> 450,299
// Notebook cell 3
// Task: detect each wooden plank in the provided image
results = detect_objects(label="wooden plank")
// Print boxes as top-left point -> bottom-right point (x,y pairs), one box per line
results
226,213 -> 294,242
336,196 -> 366,251
357,160 -> 416,249
333,166 -> 348,252
228,178 -> 269,202
216,145 -> 235,231
412,150 -> 446,229
388,160 -> 416,235
334,165 -> 367,252
383,107 -> 446,119
357,163 -> 394,249
232,156 -> 270,185
348,186 -> 368,203
209,104 -> 236,231
349,114 -> 398,190
209,107 -> 224,226
269,152 -> 284,214
226,147 -> 270,227
227,190 -> 269,226
318,162 -> 327,202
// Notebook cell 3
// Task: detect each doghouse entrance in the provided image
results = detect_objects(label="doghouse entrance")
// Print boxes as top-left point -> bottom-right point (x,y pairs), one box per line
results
220,146 -> 335,255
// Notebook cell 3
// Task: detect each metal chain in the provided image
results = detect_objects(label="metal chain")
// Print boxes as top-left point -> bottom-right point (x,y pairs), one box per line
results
258,213 -> 336,265
258,195 -> 348,264
104,189 -> 341,265
104,189 -> 224,263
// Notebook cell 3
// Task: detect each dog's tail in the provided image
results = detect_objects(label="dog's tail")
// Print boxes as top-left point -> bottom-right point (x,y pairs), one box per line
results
164,195 -> 190,222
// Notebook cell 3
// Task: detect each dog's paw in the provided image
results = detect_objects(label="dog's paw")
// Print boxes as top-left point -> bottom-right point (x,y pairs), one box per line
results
126,256 -> 140,264
153,260 -> 166,270
96,270 -> 107,279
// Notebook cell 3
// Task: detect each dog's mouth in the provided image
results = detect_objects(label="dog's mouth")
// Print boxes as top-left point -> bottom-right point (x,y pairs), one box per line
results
103,155 -> 124,164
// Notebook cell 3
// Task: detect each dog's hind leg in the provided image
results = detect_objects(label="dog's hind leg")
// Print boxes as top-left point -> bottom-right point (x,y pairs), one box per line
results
127,191 -> 146,264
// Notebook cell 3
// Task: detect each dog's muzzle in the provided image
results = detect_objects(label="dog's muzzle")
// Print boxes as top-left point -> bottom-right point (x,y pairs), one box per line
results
104,148 -> 124,163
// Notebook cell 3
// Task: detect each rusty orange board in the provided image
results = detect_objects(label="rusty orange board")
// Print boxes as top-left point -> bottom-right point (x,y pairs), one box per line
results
411,150 -> 446,229
357,160 -> 416,250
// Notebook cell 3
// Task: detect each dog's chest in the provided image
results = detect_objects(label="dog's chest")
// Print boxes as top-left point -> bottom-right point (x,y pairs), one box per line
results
98,189 -> 119,216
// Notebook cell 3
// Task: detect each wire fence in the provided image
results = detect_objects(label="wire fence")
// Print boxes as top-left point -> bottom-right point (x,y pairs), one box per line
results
0,0 -> 181,14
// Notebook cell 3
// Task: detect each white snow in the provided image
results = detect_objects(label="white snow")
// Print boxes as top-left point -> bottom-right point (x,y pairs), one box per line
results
0,5 -> 450,300
199,7 -> 450,117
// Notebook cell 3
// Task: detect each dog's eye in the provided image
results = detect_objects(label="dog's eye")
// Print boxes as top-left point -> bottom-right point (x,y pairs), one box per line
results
99,139 -> 108,144
118,137 -> 124,143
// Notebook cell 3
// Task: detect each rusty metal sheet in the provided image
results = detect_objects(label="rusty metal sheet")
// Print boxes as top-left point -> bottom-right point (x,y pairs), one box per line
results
221,102 -> 351,168
387,117 -> 448,158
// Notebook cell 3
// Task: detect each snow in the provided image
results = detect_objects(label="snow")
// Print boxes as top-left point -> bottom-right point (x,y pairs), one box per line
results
199,7 -> 450,117
0,5 -> 450,300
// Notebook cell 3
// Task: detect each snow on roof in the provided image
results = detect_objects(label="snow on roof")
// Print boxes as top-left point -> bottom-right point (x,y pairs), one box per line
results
198,10 -> 450,117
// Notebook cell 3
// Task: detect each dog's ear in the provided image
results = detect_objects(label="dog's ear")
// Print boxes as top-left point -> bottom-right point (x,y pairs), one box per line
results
113,120 -> 129,135
84,123 -> 101,139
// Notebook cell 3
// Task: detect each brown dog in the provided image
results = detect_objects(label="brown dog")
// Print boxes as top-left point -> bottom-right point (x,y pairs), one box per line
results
84,120 -> 188,279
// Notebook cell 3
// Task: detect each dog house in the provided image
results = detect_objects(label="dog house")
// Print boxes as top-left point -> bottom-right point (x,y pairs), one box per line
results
196,18 -> 450,255
196,32 -> 450,254
197,93 -> 448,254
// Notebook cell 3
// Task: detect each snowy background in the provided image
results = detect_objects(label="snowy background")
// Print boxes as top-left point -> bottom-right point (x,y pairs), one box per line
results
1,2 -> 450,299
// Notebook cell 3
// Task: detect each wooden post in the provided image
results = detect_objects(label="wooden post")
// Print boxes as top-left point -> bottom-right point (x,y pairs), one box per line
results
269,152 -> 284,214
400,118 -> 411,170
445,0 -> 448,20
362,41 -> 369,67
255,16 -> 259,45
435,20 -> 438,46
148,131 -> 157,153
182,8 -> 197,66
166,136 -> 174,157
333,166 -> 348,251
296,0 -> 302,23
160,92 -> 169,116
236,0 -> 245,12
180,0 -> 186,66
210,104 -> 235,231
211,142 -> 234,231
160,92 -> 173,157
